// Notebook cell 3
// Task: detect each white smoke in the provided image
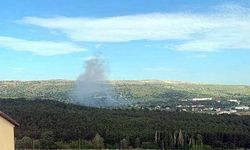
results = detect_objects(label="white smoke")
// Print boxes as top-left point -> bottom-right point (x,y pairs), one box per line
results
72,55 -> 127,107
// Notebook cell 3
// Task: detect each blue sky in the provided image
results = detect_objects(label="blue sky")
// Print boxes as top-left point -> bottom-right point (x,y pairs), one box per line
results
0,0 -> 250,85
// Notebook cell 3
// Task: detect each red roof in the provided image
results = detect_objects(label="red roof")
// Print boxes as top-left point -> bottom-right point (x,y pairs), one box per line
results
0,111 -> 19,127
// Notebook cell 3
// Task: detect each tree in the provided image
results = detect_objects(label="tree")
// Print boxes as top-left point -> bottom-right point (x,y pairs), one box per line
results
70,140 -> 93,149
135,137 -> 141,148
40,131 -> 57,149
3,98 -> 250,149
55,141 -> 65,149
69,141 -> 79,149
120,138 -> 129,149
17,136 -> 33,149
33,139 -> 41,149
92,133 -> 104,149
178,129 -> 184,147
189,135 -> 196,147
81,140 -> 93,149
141,142 -> 159,149
184,130 -> 189,147
169,133 -> 174,148
196,134 -> 203,146
155,131 -> 160,143
173,132 -> 177,147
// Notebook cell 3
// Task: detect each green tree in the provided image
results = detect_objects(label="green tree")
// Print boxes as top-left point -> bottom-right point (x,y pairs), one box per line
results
135,137 -> 141,148
40,131 -> 57,149
33,139 -> 41,149
189,135 -> 196,147
92,133 -> 104,149
69,141 -> 79,149
173,132 -> 177,147
178,129 -> 184,147
17,136 -> 33,149
196,134 -> 203,146
120,138 -> 129,149
81,140 -> 93,149
169,133 -> 174,148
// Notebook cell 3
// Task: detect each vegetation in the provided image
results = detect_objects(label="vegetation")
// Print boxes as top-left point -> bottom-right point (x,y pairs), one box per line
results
1,80 -> 250,104
1,98 -> 250,149
0,80 -> 73,102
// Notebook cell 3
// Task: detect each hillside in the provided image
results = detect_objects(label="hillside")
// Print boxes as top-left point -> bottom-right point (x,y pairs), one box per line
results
0,98 -> 250,149
0,80 -> 250,103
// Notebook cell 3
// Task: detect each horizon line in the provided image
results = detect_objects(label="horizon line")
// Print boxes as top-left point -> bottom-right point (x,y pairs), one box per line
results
0,79 -> 249,86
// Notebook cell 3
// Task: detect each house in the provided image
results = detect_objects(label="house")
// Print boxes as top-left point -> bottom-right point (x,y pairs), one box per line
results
235,106 -> 249,110
192,97 -> 212,101
217,111 -> 231,115
0,111 -> 19,150
217,110 -> 237,115
228,99 -> 240,105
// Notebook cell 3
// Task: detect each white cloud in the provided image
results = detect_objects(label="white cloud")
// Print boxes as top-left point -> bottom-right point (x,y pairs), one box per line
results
20,14 -> 210,42
20,4 -> 250,52
0,36 -> 86,56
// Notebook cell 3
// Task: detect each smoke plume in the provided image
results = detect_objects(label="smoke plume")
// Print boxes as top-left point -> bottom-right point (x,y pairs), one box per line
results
72,55 -> 126,107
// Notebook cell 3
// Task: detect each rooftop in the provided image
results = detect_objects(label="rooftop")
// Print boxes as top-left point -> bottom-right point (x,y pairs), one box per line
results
0,111 -> 19,127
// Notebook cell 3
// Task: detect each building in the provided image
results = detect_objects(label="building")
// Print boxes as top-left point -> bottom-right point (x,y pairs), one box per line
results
217,110 -> 237,115
228,99 -> 240,105
0,111 -> 19,150
235,106 -> 249,110
192,98 -> 212,101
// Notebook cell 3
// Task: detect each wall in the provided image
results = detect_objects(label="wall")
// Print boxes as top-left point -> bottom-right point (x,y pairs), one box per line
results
0,116 -> 15,150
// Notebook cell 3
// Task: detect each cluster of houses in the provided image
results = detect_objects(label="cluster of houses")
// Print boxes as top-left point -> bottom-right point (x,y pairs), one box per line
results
130,97 -> 250,116
217,106 -> 250,115
178,98 -> 250,115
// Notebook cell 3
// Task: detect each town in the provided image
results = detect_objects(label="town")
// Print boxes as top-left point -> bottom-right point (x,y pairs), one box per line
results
129,97 -> 250,116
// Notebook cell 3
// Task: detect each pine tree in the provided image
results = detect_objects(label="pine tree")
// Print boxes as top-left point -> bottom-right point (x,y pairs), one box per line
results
135,137 -> 141,148
173,132 -> 177,147
17,136 -> 33,149
169,133 -> 174,148
120,138 -> 129,149
164,133 -> 169,148
92,133 -> 104,149
155,131 -> 158,143
196,134 -> 203,146
189,134 -> 196,147
184,130 -> 189,147
178,129 -> 184,147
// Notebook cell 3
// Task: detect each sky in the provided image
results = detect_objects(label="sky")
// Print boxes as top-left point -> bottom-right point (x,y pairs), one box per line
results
0,0 -> 250,85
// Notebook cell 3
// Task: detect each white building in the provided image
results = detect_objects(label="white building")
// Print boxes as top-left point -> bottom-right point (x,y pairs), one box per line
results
217,110 -> 237,115
235,106 -> 249,110
192,98 -> 212,101
228,99 -> 240,105
217,111 -> 231,115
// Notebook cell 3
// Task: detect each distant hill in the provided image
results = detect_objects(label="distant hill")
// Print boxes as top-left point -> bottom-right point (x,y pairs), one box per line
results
1,80 -> 250,103
0,80 -> 73,101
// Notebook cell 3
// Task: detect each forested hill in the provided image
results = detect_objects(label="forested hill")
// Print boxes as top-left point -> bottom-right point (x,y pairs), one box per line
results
0,80 -> 250,102
0,98 -> 250,149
